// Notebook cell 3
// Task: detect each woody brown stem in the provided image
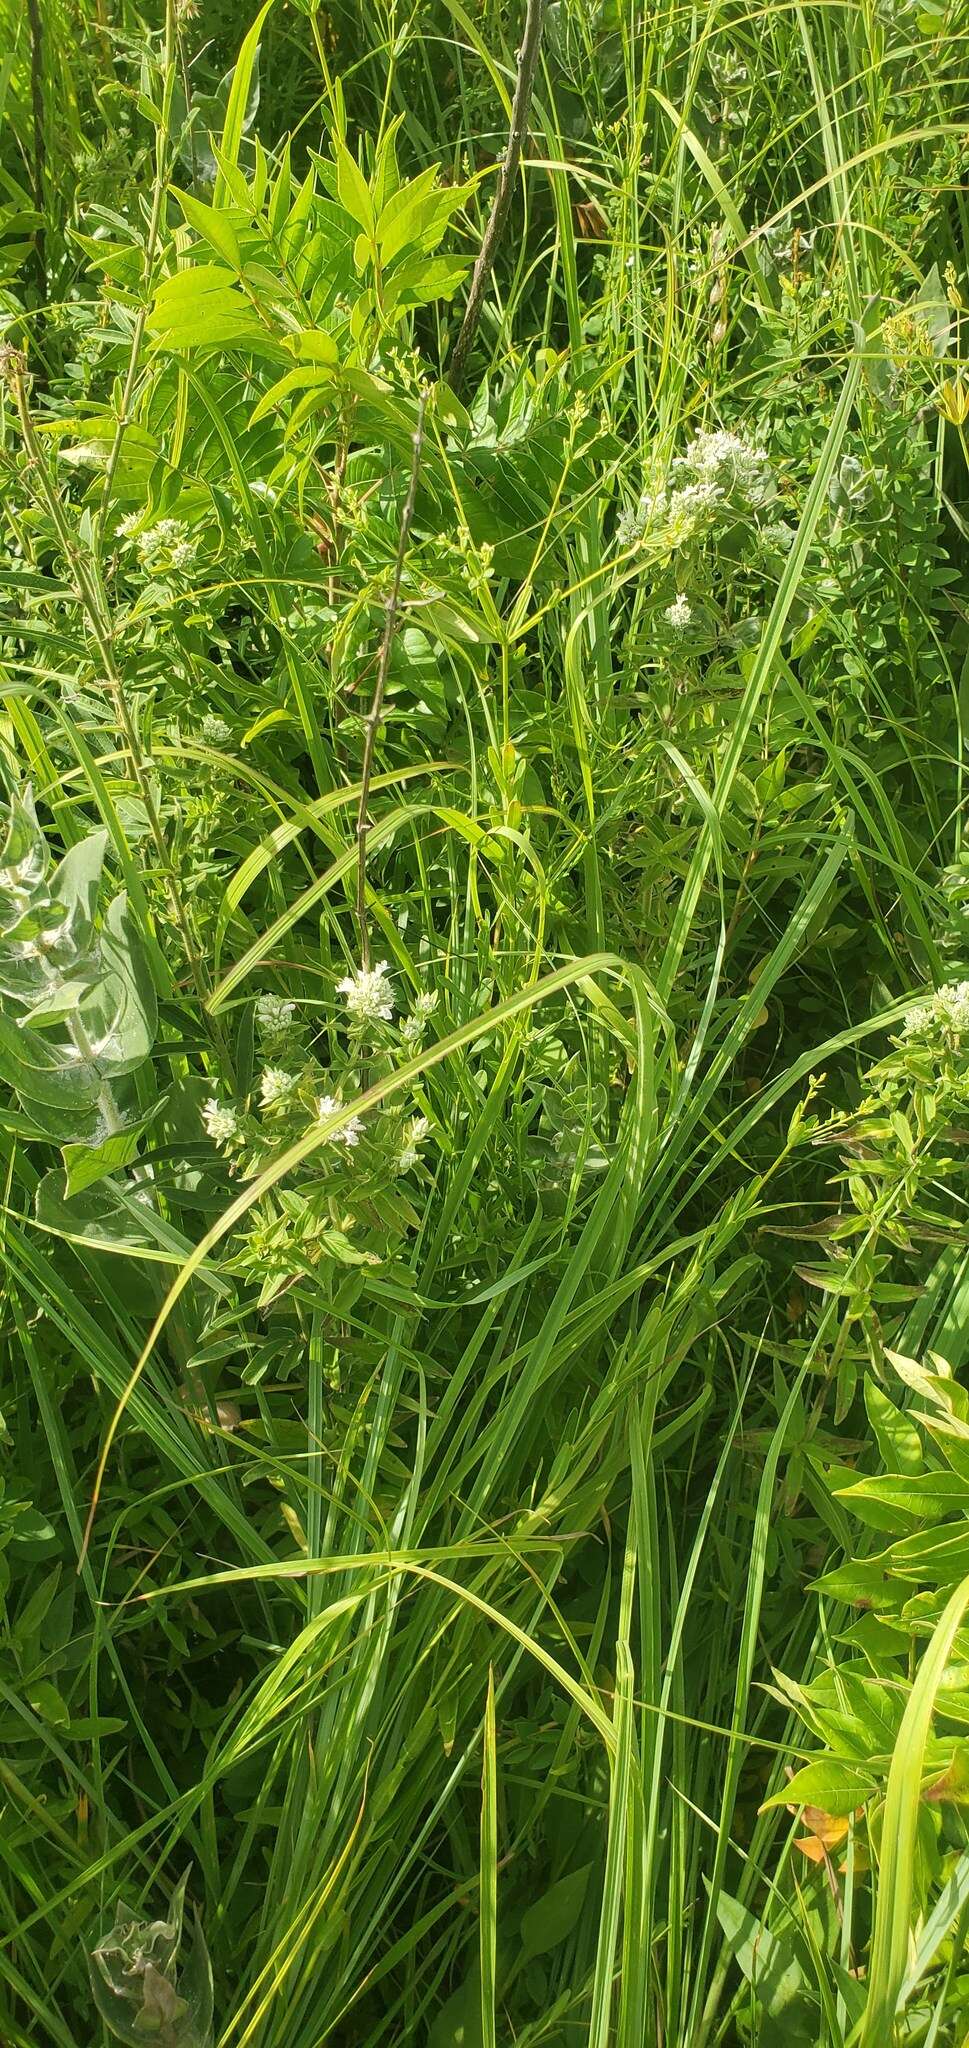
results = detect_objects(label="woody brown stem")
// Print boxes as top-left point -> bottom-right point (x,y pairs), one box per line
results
355,394 -> 427,968
447,0 -> 547,395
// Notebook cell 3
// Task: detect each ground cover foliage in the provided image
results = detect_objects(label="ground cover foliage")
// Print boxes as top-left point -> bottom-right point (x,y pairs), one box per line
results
1,0 -> 969,2041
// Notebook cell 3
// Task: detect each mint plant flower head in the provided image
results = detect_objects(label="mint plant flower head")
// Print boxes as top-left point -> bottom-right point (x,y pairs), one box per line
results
337,959 -> 395,1026
316,1093 -> 364,1146
665,593 -> 693,630
902,979 -> 969,1046
258,1066 -> 299,1109
254,993 -> 297,1049
89,1874 -> 213,2048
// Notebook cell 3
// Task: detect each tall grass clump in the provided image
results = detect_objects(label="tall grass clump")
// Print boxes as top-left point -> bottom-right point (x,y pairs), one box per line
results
1,0 -> 969,2043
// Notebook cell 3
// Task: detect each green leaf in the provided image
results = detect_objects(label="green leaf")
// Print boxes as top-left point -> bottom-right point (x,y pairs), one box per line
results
860,1573 -> 969,2045
27,1680 -> 70,1728
78,893 -> 157,1075
249,360 -> 337,426
333,139 -> 374,236
761,1758 -> 876,1816
914,261 -> 951,357
715,1889 -> 816,2036
50,829 -> 108,948
428,1971 -> 482,2048
383,252 -> 470,315
0,1009 -> 100,1113
836,1472 -> 969,1523
63,1122 -> 149,1198
376,165 -> 440,260
147,266 -> 274,353
521,1864 -> 592,1957
173,188 -> 243,271
214,0 -> 275,209
865,1376 -> 923,1475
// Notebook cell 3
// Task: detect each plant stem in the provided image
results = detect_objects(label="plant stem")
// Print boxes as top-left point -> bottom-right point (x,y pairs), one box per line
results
94,0 -> 177,543
354,391 -> 427,968
447,0 -> 547,395
5,354 -> 217,1032
25,0 -> 47,301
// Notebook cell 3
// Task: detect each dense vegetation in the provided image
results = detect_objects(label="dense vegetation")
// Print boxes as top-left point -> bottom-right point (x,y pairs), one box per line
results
1,0 -> 969,2041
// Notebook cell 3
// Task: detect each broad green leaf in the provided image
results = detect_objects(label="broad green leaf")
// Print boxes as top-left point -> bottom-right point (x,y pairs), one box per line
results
333,139 -> 374,235
860,1573 -> 969,2045
63,1122 -> 149,1198
27,1680 -> 70,1728
174,188 -> 243,271
376,165 -> 440,260
715,1889 -> 816,2034
383,252 -> 470,314
0,1009 -> 100,1112
836,1472 -> 969,1523
78,893 -> 157,1074
147,266 -> 274,352
249,360 -> 336,426
761,1758 -> 875,1816
50,829 -> 107,947
521,1864 -> 592,1957
865,1376 -> 924,1475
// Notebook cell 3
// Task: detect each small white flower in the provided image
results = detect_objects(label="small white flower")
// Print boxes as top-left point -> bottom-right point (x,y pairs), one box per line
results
259,1066 -> 298,1108
902,980 -> 969,1041
397,1114 -> 430,1173
255,993 -> 296,1044
902,1001 -> 932,1037
665,593 -> 692,630
116,511 -> 142,540
316,1094 -> 364,1146
401,988 -> 439,1047
936,980 -> 969,1034
202,1097 -> 240,1146
664,477 -> 721,546
337,959 -> 395,1026
134,517 -> 197,573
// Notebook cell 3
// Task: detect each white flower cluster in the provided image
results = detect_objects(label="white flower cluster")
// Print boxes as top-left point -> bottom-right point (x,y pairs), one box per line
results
316,1093 -> 364,1146
665,593 -> 692,630
202,1097 -> 240,1148
255,993 -> 297,1047
259,1066 -> 298,1108
617,426 -> 773,554
677,427 -> 772,504
903,980 -> 969,1043
337,959 -> 395,1026
397,1115 -> 430,1173
401,988 -> 439,1050
119,515 -> 197,573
